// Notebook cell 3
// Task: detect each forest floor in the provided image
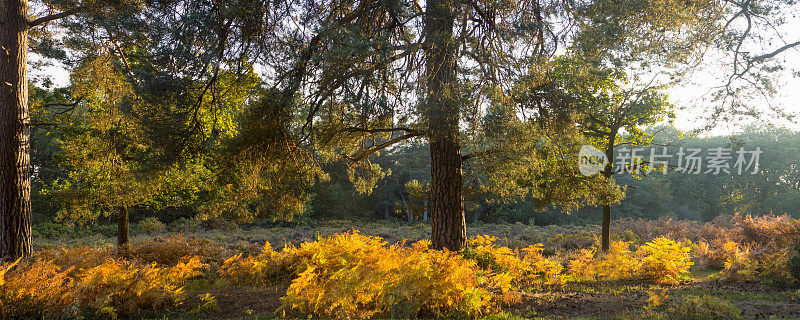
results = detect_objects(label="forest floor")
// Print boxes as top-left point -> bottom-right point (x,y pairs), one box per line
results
28,219 -> 800,320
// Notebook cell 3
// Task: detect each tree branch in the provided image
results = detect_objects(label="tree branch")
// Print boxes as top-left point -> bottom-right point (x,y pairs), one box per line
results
461,148 -> 502,161
42,96 -> 85,114
344,132 -> 424,162
341,127 -> 424,135
750,40 -> 800,63
28,7 -> 83,27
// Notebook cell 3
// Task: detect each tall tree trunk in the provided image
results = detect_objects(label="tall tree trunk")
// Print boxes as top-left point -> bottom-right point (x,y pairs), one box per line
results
425,0 -> 465,251
601,131 -> 617,252
117,206 -> 129,248
0,0 -> 32,259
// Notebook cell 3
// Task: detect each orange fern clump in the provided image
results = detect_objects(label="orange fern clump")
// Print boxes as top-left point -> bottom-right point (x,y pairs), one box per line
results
0,254 -> 204,319
520,244 -> 564,285
693,240 -> 731,270
279,232 -> 495,319
35,245 -> 114,270
0,258 -> 74,318
564,238 -> 693,284
464,235 -> 563,287
465,235 -> 528,276
71,256 -> 205,318
638,237 -> 693,284
595,241 -> 639,281
218,241 -> 294,286
566,241 -> 638,282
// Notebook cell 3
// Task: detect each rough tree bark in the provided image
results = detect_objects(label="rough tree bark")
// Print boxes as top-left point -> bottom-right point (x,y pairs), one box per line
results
425,0 -> 465,251
0,0 -> 32,259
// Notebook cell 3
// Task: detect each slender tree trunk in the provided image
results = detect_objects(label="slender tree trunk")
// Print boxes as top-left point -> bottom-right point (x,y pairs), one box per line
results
601,131 -> 617,252
601,204 -> 611,252
0,0 -> 32,259
117,206 -> 129,248
396,184 -> 413,223
425,0 -> 465,251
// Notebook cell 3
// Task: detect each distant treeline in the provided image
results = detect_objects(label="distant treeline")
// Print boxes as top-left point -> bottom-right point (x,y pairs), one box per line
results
30,125 -> 800,228
306,126 -> 800,226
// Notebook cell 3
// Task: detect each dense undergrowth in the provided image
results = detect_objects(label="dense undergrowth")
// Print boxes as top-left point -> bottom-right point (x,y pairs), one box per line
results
2,214 -> 799,319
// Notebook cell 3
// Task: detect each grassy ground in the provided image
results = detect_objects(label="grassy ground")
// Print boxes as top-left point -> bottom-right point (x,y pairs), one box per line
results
34,220 -> 595,252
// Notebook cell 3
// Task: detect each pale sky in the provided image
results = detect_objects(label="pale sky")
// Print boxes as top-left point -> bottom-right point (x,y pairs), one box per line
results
668,5 -> 800,135
669,48 -> 800,135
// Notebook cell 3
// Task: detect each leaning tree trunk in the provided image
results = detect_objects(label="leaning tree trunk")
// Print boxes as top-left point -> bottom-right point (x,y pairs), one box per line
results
601,131 -> 617,252
424,0 -> 465,251
0,0 -> 32,259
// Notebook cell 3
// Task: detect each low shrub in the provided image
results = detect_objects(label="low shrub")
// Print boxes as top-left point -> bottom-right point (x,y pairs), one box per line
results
33,220 -> 82,239
464,235 -> 524,274
200,217 -> 239,231
788,236 -> 800,283
757,248 -> 794,285
613,215 -> 800,251
667,295 -> 741,320
191,293 -> 219,314
544,231 -> 595,251
737,214 -> 800,247
169,218 -> 203,233
693,240 -> 741,270
702,216 -> 800,285
131,234 -> 231,266
218,233 -> 567,318
12,219 -> 799,319
139,217 -> 166,235
721,243 -> 794,285
643,288 -> 669,312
